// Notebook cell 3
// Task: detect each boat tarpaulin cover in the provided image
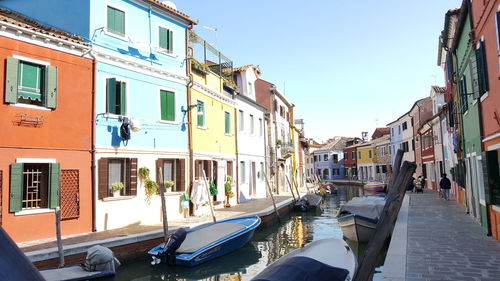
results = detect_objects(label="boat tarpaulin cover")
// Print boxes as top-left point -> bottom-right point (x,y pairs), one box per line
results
251,256 -> 349,281
338,196 -> 386,220
176,222 -> 245,253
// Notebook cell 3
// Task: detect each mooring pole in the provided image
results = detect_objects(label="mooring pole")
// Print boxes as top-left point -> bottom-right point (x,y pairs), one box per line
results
285,174 -> 297,202
55,207 -> 65,267
202,170 -> 217,223
264,173 -> 281,223
158,167 -> 169,241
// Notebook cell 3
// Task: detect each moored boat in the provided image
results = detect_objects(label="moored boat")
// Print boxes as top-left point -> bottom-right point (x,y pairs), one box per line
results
251,238 -> 356,281
148,215 -> 261,267
337,196 -> 385,242
293,193 -> 323,212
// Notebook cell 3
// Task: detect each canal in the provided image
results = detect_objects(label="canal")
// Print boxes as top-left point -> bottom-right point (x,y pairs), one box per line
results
112,186 -> 387,280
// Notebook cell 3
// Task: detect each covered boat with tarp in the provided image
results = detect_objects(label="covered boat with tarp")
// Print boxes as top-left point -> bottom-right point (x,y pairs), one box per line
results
337,196 -> 386,242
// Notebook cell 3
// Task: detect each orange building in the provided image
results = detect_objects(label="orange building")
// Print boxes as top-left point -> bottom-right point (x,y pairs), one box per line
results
0,10 -> 93,242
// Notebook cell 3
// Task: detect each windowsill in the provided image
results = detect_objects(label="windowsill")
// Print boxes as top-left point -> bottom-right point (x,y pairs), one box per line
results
472,99 -> 478,106
157,49 -> 178,58
104,29 -> 128,41
101,113 -> 122,119
15,208 -> 54,216
163,191 -> 184,196
225,133 -> 233,137
197,126 -> 207,130
159,120 -> 181,125
10,103 -> 51,111
102,195 -> 135,202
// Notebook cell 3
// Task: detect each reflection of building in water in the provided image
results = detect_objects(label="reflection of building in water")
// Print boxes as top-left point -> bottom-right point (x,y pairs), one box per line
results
293,217 -> 305,248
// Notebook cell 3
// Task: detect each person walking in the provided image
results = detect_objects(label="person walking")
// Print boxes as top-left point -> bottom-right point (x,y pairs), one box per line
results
439,173 -> 452,200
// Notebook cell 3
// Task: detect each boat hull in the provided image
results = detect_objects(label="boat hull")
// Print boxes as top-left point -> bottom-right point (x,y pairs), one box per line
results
338,214 -> 378,242
149,216 -> 261,267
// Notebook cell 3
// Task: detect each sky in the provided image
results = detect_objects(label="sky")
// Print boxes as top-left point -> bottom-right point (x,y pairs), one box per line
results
175,0 -> 462,143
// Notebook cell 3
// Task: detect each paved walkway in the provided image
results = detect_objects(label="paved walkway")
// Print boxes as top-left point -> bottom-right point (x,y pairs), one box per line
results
382,191 -> 500,281
18,194 -> 294,260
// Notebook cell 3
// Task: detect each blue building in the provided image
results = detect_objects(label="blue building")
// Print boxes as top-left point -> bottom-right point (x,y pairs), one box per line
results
313,137 -> 351,180
1,0 -> 197,230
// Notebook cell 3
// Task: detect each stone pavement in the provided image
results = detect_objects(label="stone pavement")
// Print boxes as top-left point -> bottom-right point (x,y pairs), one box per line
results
382,191 -> 500,281
18,194 -> 294,260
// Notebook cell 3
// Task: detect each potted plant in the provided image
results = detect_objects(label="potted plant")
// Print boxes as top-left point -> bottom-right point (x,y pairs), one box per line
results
191,59 -> 210,75
223,79 -> 237,91
224,176 -> 234,208
138,167 -> 150,181
276,139 -> 283,147
144,179 -> 159,197
110,182 -> 124,197
164,181 -> 175,193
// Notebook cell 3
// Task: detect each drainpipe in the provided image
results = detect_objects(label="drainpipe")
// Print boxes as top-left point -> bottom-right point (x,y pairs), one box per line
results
186,25 -> 195,216
271,87 -> 279,195
87,49 -> 97,232
234,107 -> 239,204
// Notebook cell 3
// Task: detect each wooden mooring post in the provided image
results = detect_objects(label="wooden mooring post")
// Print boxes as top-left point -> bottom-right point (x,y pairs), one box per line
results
353,159 -> 416,281
158,167 -> 169,241
55,207 -> 65,267
285,174 -> 297,202
201,170 -> 217,223
264,173 -> 281,223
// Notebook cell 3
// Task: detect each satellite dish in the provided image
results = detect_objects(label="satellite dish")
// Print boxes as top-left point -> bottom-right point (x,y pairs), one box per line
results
161,1 -> 177,10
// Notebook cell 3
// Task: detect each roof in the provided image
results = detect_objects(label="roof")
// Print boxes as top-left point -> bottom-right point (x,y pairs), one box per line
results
145,0 -> 197,25
315,137 -> 353,152
0,8 -> 87,44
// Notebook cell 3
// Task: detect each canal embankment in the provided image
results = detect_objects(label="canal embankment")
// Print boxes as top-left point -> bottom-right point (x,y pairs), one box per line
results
18,195 -> 298,268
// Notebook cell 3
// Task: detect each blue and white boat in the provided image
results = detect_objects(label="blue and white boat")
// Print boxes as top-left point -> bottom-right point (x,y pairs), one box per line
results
148,215 -> 261,267
337,196 -> 386,242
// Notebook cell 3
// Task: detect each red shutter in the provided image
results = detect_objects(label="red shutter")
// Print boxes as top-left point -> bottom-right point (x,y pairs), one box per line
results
129,158 -> 138,196
98,158 -> 109,200
60,169 -> 80,220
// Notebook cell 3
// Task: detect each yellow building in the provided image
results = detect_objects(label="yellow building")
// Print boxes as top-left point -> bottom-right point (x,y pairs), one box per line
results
356,141 -> 377,182
188,32 -> 238,207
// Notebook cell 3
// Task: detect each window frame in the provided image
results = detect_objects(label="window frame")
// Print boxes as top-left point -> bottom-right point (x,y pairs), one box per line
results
104,77 -> 128,116
158,88 -> 176,123
224,110 -> 231,135
196,99 -> 206,129
238,110 -> 244,131
250,114 -> 255,135
157,24 -> 175,56
105,3 -> 127,40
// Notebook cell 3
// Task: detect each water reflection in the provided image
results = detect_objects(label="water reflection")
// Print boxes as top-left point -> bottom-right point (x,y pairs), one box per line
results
113,186 -> 383,281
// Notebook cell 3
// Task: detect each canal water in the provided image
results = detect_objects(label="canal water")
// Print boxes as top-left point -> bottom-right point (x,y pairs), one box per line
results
112,186 -> 387,281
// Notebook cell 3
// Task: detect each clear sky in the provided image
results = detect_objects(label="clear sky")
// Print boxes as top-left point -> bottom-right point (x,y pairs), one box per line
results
176,0 -> 462,143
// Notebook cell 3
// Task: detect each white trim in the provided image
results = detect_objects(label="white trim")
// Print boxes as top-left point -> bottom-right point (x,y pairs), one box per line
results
487,142 -> 500,151
480,199 -> 486,205
192,82 -> 236,106
16,158 -> 56,163
157,86 -> 177,122
12,55 -> 50,66
480,91 -> 489,102
482,132 -> 500,143
493,205 -> 500,212
104,2 -> 128,40
15,208 -> 55,216
10,103 -> 51,111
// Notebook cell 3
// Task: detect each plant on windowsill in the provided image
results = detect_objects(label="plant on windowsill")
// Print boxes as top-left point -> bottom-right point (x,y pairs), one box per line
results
223,79 -> 237,91
224,176 -> 234,208
144,179 -> 159,198
164,181 -> 175,193
191,59 -> 210,75
111,182 -> 124,197
138,167 -> 150,181
276,139 -> 283,147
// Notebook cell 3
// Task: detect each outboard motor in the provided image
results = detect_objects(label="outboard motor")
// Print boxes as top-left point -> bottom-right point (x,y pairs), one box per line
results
294,197 -> 310,212
150,228 -> 187,265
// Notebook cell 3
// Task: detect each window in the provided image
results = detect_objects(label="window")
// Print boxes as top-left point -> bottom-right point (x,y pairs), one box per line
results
352,151 -> 355,160
333,169 -> 340,176
322,169 -> 329,179
259,118 -> 263,136
9,162 -> 60,212
317,169 -> 321,175
224,111 -> 231,135
260,162 -> 264,179
344,152 -> 347,160
240,161 -> 246,183
98,158 -> 137,199
333,154 -> 338,164
158,159 -> 186,192
106,78 -> 126,115
160,90 -> 175,121
368,150 -> 372,158
197,100 -> 205,127
280,106 -> 284,117
475,40 -> 488,97
250,114 -> 255,134
398,126 -> 401,134
459,75 -> 468,113
5,57 -> 57,108
391,127 -> 394,136
323,154 -> 328,161
401,142 -> 409,152
402,122 -> 407,131
239,110 -> 244,131
358,151 -> 362,159
107,6 -> 125,36
412,139 -> 415,151
314,155 -> 317,162
159,26 -> 173,53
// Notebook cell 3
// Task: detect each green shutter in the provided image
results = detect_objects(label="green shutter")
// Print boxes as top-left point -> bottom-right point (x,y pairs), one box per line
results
159,27 -> 167,50
45,65 -> 58,109
120,81 -> 126,115
106,78 -> 116,114
116,9 -> 125,35
197,101 -> 204,127
9,163 -> 23,213
166,91 -> 174,121
160,90 -> 168,120
5,57 -> 19,104
107,6 -> 115,32
168,30 -> 173,52
49,163 -> 60,209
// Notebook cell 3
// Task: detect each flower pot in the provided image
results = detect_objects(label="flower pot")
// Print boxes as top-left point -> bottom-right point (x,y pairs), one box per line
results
166,187 -> 172,193
113,190 -> 121,197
